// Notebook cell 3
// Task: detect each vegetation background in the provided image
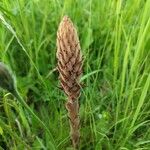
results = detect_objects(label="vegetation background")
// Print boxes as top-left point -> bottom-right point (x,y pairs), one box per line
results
0,0 -> 150,149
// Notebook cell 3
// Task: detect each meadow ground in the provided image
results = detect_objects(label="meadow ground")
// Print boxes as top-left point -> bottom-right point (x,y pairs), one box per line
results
0,0 -> 150,149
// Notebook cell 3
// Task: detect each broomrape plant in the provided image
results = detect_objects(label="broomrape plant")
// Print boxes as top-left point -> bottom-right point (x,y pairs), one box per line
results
57,16 -> 83,149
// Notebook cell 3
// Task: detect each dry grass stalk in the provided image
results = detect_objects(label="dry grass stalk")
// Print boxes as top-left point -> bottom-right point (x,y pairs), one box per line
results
56,16 -> 82,148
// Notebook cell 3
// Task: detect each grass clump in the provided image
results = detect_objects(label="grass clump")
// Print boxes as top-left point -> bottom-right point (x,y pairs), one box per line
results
0,0 -> 150,149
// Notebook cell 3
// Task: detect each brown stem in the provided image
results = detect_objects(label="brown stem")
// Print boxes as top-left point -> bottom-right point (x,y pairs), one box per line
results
66,98 -> 80,149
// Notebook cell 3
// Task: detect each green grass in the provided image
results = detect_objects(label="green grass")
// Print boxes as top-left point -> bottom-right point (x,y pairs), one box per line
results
0,0 -> 150,149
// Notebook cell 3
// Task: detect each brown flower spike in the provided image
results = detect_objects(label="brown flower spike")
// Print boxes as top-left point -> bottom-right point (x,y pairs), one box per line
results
57,16 -> 82,148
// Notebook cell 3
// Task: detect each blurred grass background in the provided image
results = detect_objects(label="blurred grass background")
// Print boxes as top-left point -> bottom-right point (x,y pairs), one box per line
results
0,0 -> 150,149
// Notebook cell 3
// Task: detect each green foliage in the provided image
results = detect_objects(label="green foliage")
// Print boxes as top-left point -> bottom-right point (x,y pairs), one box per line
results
0,0 -> 150,149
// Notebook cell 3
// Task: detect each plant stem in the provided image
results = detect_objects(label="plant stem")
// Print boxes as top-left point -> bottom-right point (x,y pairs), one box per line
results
66,99 -> 80,149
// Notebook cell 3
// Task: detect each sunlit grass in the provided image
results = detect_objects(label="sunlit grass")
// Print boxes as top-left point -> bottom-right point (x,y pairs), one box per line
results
0,0 -> 150,149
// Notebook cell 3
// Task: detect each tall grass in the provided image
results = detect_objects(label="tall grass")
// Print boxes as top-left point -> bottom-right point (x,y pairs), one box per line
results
0,0 -> 150,149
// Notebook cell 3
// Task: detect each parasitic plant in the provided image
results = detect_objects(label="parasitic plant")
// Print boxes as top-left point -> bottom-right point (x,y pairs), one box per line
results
56,16 -> 82,148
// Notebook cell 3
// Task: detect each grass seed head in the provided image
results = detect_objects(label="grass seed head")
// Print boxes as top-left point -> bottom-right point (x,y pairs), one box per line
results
0,62 -> 16,93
